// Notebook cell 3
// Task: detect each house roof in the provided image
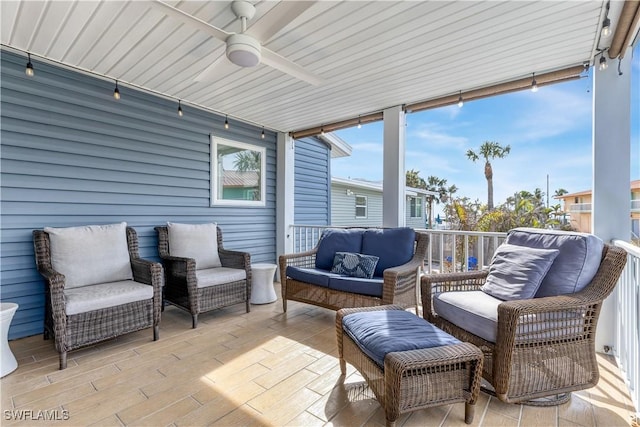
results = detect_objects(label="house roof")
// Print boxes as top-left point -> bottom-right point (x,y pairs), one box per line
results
223,170 -> 259,187
332,177 -> 438,197
556,180 -> 640,199
2,1 -> 636,134
318,133 -> 352,158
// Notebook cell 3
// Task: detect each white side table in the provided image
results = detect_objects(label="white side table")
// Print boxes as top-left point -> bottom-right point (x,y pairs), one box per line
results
250,263 -> 278,304
1,302 -> 19,377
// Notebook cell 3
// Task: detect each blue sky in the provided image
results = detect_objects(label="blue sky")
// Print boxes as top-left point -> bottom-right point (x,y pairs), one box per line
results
333,44 -> 640,209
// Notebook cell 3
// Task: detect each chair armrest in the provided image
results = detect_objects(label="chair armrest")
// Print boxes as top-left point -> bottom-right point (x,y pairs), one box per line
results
36,267 -> 66,292
420,270 -> 489,322
131,258 -> 163,287
278,249 -> 318,274
219,248 -> 250,271
159,255 -> 196,279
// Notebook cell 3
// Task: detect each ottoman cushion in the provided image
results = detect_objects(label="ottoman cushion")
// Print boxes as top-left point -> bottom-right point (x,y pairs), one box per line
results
342,310 -> 461,367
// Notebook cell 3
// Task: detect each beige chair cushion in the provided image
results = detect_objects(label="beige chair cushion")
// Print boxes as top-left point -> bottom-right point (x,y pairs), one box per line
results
195,268 -> 246,288
44,222 -> 133,289
64,280 -> 153,315
167,222 -> 222,270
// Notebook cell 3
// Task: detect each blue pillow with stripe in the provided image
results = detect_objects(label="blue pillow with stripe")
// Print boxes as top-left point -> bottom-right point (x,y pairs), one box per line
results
330,252 -> 379,279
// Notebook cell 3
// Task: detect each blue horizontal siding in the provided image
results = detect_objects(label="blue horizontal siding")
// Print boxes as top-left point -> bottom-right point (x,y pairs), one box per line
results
294,137 -> 330,226
0,50 -> 278,340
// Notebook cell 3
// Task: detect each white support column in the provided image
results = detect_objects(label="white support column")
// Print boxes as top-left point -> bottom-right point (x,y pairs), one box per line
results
276,132 -> 295,263
383,105 -> 406,227
592,56 -> 631,352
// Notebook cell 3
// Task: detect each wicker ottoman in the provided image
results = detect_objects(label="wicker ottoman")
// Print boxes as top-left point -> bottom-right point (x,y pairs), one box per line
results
336,305 -> 483,427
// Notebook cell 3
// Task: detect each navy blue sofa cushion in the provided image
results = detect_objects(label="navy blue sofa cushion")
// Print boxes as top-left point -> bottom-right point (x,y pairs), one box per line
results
362,228 -> 415,277
329,276 -> 384,297
286,266 -> 337,288
342,310 -> 461,367
315,229 -> 364,271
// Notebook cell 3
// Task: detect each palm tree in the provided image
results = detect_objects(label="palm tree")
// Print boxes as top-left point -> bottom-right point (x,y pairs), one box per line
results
554,188 -> 569,198
405,169 -> 427,189
466,141 -> 511,210
426,175 -> 448,228
233,150 -> 261,172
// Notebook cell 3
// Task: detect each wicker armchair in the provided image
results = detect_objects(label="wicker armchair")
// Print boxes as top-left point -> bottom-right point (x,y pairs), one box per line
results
280,228 -> 428,312
155,225 -> 251,328
421,244 -> 627,405
33,226 -> 162,370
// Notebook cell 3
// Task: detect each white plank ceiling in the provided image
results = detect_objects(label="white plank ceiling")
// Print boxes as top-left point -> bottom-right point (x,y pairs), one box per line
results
1,1 -> 619,133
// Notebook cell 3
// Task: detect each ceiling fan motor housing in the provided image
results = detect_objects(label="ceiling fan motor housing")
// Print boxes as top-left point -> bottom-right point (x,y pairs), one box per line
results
226,33 -> 261,67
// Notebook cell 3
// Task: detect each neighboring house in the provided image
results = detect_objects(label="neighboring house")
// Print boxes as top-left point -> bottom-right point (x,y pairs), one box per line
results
221,170 -> 260,200
556,180 -> 640,238
331,177 -> 437,228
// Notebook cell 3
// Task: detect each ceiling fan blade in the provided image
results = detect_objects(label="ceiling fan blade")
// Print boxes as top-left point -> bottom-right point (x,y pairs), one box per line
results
247,1 -> 316,42
151,0 -> 231,41
194,52 -> 228,82
261,48 -> 323,86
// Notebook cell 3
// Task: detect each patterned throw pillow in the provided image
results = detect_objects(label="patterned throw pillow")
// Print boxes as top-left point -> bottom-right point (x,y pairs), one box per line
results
331,252 -> 380,279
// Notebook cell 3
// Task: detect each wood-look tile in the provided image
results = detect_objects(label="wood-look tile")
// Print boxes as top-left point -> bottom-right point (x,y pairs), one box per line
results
194,364 -> 269,404
0,298 -> 636,427
87,414 -> 125,427
260,387 -> 323,425
285,410 -> 327,427
247,368 -> 319,413
13,380 -> 96,409
558,392 -> 596,427
127,397 -> 201,427
254,353 -> 317,389
174,381 -> 266,426
209,403 -> 272,427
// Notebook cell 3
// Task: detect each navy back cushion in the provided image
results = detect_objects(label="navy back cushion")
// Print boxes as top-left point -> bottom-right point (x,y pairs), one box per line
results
362,228 -> 415,277
315,229 -> 364,270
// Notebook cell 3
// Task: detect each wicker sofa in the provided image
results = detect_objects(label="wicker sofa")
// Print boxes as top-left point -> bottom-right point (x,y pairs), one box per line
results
279,227 -> 428,312
33,223 -> 162,370
421,228 -> 627,405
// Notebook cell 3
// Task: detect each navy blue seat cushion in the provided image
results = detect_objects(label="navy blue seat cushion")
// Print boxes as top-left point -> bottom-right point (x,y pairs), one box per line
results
342,310 -> 461,367
361,228 -> 415,277
315,229 -> 364,270
329,276 -> 384,297
286,266 -> 338,288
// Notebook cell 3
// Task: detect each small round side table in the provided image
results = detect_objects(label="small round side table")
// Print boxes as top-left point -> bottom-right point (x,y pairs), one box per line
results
250,263 -> 278,304
1,302 -> 19,377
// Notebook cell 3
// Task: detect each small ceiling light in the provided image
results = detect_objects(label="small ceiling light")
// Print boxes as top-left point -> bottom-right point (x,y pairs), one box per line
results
261,127 -> 265,139
357,116 -> 362,129
177,100 -> 183,117
113,80 -> 120,100
601,2 -> 611,37
320,127 -> 325,135
531,73 -> 538,92
25,53 -> 34,77
599,54 -> 608,71
457,91 -> 463,108
224,115 -> 229,129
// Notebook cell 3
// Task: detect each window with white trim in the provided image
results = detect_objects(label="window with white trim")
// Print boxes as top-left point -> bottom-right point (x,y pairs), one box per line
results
355,195 -> 367,218
409,196 -> 422,218
211,136 -> 266,206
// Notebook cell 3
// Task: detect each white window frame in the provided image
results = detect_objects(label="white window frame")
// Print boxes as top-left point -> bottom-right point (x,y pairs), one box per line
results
210,135 -> 266,207
409,196 -> 422,218
355,195 -> 368,218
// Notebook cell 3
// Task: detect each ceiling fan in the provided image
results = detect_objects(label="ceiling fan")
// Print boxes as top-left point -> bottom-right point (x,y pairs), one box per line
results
151,0 -> 323,85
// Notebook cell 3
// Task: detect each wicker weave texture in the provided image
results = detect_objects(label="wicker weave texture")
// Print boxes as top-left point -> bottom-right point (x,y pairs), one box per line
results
421,244 -> 627,404
155,226 -> 251,328
336,305 -> 483,426
279,230 -> 428,312
33,227 -> 163,370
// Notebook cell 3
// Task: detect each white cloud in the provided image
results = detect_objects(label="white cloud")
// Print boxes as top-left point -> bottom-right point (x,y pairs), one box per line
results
409,122 -> 468,149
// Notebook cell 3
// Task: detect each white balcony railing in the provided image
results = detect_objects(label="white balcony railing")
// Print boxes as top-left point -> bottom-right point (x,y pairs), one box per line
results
632,199 -> 640,211
569,203 -> 592,212
612,239 -> 640,418
289,225 -> 507,273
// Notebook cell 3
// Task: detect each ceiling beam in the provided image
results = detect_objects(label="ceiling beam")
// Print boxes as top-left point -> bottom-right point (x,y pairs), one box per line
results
290,65 -> 586,139
608,0 -> 640,59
